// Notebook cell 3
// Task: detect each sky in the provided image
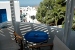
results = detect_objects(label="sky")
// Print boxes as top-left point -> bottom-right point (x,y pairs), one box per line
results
0,0 -> 43,7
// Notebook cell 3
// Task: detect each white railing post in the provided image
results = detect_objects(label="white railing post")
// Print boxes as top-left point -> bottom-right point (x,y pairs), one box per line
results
10,0 -> 17,32
63,0 -> 75,48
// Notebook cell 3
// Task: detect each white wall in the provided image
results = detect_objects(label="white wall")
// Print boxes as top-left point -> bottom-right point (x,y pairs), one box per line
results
0,1 -> 20,22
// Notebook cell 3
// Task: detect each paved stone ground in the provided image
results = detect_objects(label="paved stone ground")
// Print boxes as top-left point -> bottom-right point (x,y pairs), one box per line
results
0,28 -> 52,50
0,28 -> 20,50
0,21 -> 53,50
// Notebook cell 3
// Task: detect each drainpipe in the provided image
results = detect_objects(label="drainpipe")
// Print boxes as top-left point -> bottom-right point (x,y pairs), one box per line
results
62,0 -> 75,48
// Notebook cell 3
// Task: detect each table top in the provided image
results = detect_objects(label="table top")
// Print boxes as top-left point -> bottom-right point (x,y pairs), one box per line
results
24,31 -> 48,43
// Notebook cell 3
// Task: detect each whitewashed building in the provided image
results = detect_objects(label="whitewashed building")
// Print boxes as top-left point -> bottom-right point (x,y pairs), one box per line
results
0,1 -> 20,22
20,6 -> 40,23
0,1 -> 20,28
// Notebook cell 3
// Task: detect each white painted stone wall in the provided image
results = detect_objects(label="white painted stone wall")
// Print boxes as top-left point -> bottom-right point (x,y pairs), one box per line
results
0,1 -> 20,22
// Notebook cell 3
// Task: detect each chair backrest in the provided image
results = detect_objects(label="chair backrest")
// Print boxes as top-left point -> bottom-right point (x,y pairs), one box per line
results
13,31 -> 22,39
53,35 -> 70,50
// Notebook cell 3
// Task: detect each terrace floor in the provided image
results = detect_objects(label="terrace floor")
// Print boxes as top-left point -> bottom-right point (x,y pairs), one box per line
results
0,28 -> 52,50
0,22 -> 75,50
0,28 -> 20,50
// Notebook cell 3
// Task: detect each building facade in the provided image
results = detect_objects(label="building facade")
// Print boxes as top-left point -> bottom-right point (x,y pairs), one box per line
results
20,6 -> 38,23
0,1 -> 20,22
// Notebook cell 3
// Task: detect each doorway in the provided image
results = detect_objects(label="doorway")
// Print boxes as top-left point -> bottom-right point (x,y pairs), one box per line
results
0,9 -> 7,23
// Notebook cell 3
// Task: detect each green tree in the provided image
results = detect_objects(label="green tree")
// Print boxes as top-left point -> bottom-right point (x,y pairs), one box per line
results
50,0 -> 66,25
72,14 -> 75,31
31,15 -> 35,20
36,0 -> 53,24
36,0 -> 66,26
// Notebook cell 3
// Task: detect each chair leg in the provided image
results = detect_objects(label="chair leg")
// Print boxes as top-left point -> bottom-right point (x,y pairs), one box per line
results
32,48 -> 34,50
37,47 -> 40,50
50,45 -> 53,50
19,40 -> 23,50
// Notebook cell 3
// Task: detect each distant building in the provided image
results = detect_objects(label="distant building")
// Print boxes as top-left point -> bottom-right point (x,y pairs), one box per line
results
20,6 -> 39,23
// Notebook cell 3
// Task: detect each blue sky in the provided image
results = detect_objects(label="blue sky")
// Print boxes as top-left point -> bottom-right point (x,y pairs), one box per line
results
0,0 -> 43,6
19,0 -> 43,6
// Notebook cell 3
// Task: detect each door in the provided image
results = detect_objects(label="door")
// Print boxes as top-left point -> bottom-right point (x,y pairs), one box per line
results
0,9 -> 7,23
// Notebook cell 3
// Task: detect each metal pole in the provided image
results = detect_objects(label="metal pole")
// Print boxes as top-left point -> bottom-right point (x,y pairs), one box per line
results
10,0 -> 17,32
62,0 -> 75,47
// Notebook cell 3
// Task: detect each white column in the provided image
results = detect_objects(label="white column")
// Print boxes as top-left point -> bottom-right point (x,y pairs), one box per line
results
10,0 -> 17,32
62,0 -> 75,47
